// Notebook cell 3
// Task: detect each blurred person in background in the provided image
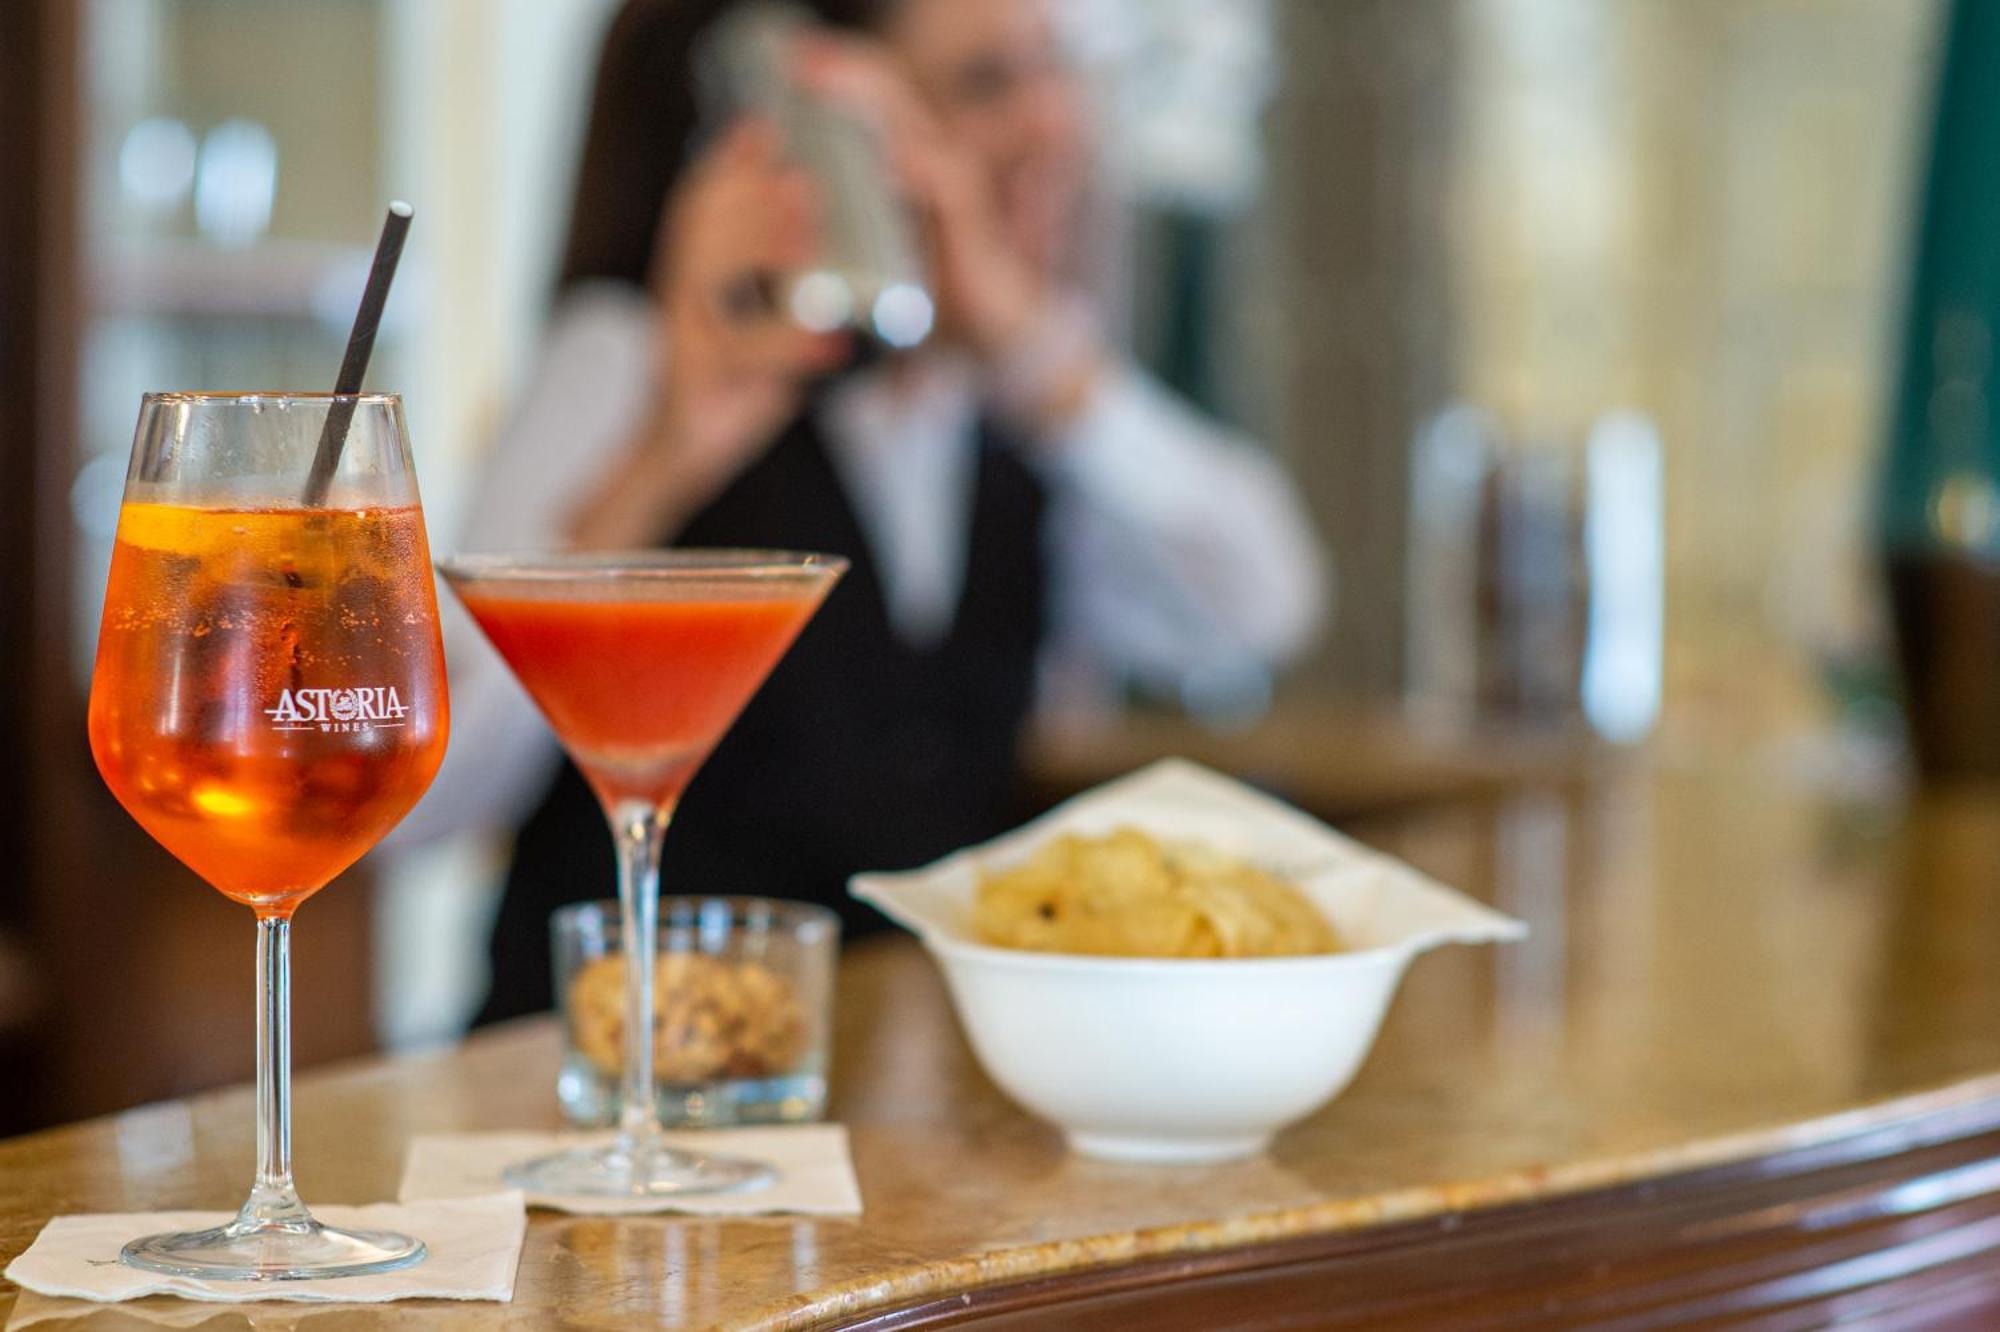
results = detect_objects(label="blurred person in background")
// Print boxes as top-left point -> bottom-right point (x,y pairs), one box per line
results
406,0 -> 1327,1023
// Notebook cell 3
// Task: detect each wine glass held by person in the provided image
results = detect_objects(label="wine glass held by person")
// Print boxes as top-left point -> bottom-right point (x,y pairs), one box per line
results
400,0 -> 1329,1024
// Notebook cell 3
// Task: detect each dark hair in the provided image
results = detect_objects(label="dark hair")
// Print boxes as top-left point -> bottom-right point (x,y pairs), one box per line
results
557,0 -> 890,293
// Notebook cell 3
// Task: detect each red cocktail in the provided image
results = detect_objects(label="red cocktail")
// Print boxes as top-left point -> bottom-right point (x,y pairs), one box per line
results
451,583 -> 823,809
440,551 -> 843,1198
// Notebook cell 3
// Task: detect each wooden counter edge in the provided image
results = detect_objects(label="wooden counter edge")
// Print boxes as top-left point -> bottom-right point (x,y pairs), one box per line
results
733,1072 -> 2000,1330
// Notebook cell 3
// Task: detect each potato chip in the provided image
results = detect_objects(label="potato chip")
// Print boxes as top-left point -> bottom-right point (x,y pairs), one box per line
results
974,827 -> 1338,959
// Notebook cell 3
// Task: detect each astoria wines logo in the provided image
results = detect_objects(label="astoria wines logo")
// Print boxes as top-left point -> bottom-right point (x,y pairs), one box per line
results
266,686 -> 409,733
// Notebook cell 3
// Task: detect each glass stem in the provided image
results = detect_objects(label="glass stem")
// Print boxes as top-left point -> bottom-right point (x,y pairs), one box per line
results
611,800 -> 671,1158
240,914 -> 310,1229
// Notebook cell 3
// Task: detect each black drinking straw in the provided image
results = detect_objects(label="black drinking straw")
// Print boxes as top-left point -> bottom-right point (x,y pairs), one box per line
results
300,201 -> 414,507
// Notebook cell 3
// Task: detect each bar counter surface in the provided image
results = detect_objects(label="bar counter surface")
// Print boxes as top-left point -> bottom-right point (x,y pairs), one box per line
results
9,758 -> 2000,1327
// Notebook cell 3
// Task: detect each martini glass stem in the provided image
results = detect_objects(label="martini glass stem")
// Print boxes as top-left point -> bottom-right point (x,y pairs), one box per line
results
611,799 -> 672,1160
243,914 -> 310,1228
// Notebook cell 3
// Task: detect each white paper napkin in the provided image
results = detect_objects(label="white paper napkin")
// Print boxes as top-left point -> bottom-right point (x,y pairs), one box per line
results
2,1193 -> 526,1307
399,1126 -> 862,1216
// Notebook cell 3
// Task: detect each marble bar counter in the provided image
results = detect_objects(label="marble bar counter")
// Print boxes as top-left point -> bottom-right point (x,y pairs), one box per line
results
9,761 -> 2000,1328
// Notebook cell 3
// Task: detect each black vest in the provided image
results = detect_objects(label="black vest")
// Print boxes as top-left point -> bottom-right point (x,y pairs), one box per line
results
477,410 -> 1047,1023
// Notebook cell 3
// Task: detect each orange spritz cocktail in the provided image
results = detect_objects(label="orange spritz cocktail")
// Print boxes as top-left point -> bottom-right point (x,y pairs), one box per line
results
86,391 -> 446,1281
90,502 -> 448,915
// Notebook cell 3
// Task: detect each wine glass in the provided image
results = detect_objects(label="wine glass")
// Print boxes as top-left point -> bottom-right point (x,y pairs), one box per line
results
87,393 -> 449,1279
439,550 -> 842,1197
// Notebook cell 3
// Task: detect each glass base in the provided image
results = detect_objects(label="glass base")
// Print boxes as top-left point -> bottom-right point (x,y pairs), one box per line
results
120,1219 -> 428,1281
557,1053 -> 828,1129
502,1139 -> 776,1199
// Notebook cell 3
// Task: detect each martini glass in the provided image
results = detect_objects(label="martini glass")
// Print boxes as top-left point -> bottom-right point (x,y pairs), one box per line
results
439,550 -> 844,1197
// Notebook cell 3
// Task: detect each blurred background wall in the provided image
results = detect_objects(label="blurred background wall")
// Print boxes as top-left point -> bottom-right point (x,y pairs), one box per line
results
1265,0 -> 1936,741
0,0 -> 1946,1127
1442,0 -> 1932,746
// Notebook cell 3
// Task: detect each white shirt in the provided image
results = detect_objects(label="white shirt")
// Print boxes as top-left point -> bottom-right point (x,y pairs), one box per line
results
395,283 -> 1327,844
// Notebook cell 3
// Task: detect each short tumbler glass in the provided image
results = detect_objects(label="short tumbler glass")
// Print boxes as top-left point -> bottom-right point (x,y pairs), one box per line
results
553,897 -> 837,1128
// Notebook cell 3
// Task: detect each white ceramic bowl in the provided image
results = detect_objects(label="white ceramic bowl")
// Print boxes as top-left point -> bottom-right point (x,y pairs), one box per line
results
852,760 -> 1525,1164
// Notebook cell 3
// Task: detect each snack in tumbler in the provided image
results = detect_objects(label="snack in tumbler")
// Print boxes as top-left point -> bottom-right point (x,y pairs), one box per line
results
974,827 -> 1338,959
569,954 -> 808,1083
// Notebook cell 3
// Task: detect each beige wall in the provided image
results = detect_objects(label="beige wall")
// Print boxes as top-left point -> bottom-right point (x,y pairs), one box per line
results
1268,0 -> 1463,699
1271,0 -> 1941,734
1449,0 -> 1939,733
167,0 -> 383,243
